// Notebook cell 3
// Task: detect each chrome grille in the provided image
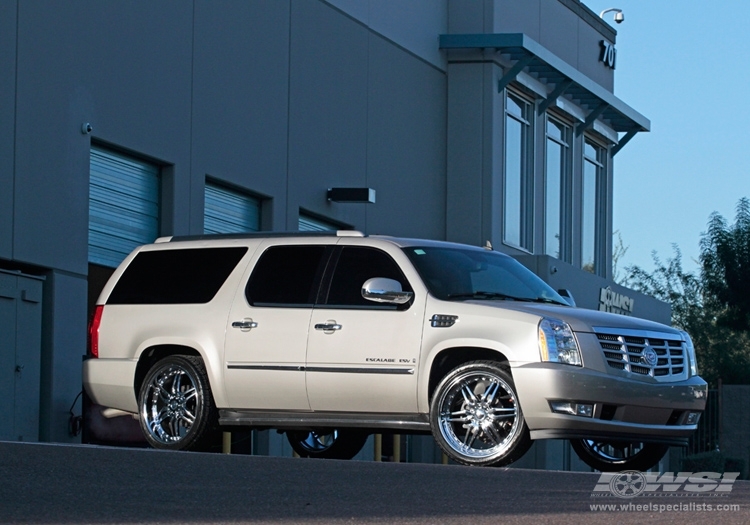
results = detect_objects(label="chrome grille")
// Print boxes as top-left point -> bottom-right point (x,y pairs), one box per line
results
595,331 -> 687,381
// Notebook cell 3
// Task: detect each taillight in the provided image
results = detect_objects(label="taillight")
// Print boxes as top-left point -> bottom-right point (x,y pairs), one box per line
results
88,305 -> 104,358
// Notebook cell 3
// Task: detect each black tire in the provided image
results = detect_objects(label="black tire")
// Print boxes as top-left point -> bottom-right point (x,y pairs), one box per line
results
138,355 -> 218,451
286,429 -> 368,459
430,360 -> 531,467
570,439 -> 669,472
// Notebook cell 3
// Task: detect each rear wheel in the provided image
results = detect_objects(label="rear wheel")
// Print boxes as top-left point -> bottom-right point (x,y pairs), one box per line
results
430,361 -> 531,466
570,439 -> 668,472
138,355 -> 218,451
286,429 -> 368,459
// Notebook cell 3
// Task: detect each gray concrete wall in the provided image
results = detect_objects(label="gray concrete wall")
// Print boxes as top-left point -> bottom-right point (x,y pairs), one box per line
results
448,0 -> 615,91
323,0 -> 448,70
0,1 -> 15,261
1,0 -> 449,443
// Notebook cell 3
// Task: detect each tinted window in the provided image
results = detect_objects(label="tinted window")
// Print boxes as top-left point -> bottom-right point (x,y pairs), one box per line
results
246,245 -> 329,306
107,247 -> 248,304
404,246 -> 568,305
324,247 -> 411,308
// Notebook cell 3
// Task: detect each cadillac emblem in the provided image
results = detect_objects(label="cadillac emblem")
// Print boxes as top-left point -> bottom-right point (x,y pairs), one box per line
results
641,346 -> 658,367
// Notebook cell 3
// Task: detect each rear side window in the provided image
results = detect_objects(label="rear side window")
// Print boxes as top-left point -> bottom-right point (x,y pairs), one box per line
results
246,245 -> 330,307
107,247 -> 248,304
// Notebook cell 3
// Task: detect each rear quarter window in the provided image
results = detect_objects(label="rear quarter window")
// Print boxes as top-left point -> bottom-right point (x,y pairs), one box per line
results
107,247 -> 248,304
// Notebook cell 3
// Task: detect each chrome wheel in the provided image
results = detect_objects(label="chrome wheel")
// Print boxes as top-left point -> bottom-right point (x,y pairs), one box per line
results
138,355 -> 216,451
295,430 -> 338,453
571,439 -> 669,472
286,429 -> 368,459
430,361 -> 530,466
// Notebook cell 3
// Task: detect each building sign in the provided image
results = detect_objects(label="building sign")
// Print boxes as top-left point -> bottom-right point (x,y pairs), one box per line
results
599,40 -> 616,69
599,287 -> 634,316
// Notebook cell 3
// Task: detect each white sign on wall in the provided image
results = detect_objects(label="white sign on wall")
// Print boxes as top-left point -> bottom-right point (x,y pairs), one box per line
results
599,286 -> 634,316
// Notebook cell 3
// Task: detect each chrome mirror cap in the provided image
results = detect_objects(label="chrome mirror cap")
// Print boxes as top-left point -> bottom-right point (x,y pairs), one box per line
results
362,277 -> 413,305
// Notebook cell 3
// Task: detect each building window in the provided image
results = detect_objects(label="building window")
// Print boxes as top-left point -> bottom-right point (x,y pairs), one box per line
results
544,117 -> 570,260
204,182 -> 261,234
582,139 -> 605,274
503,92 -> 533,250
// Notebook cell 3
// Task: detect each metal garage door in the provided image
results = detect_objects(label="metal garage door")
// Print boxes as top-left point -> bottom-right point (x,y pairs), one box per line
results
204,183 -> 260,234
298,213 -> 338,232
0,269 -> 43,442
88,147 -> 160,267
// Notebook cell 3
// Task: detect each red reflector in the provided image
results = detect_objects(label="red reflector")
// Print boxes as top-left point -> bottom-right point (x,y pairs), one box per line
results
88,305 -> 104,358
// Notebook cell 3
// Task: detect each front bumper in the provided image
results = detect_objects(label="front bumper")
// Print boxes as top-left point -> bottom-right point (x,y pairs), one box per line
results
513,363 -> 707,445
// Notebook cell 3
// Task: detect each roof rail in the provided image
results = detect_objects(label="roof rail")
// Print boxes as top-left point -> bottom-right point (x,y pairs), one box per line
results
166,230 -> 364,243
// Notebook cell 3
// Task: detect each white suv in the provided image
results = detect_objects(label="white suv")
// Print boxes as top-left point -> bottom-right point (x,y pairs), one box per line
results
83,231 -> 707,471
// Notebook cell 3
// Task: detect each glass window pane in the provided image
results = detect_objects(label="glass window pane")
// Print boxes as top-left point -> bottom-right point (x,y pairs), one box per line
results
545,139 -> 562,258
584,141 -> 597,161
246,246 -> 329,306
326,247 -> 410,307
506,94 -> 525,119
546,119 -> 564,142
582,159 -> 598,273
108,247 -> 248,304
504,116 -> 523,247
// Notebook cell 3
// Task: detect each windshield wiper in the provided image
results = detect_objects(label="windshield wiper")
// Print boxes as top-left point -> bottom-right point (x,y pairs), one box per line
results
446,291 -> 568,306
525,296 -> 569,306
446,291 -> 526,301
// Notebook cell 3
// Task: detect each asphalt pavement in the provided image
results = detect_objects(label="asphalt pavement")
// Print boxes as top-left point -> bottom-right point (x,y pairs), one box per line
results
1,441 -> 749,524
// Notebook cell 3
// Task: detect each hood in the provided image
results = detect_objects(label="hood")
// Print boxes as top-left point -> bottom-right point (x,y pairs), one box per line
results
462,300 -> 681,337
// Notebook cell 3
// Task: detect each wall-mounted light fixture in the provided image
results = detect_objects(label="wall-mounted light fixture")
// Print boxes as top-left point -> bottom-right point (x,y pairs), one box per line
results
599,8 -> 624,24
327,187 -> 376,203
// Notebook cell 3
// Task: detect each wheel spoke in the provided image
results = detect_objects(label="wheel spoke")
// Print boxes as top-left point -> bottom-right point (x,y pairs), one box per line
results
180,410 -> 195,426
490,407 -> 517,419
172,372 -> 182,394
183,386 -> 197,401
483,423 -> 502,446
483,381 -> 500,404
463,427 -> 477,449
461,384 -> 478,404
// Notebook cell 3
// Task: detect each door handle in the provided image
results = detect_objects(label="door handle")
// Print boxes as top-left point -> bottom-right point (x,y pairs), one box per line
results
314,322 -> 342,332
231,319 -> 258,331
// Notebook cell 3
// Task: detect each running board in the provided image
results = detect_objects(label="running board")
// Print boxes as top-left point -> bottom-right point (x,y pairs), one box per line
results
218,409 -> 430,432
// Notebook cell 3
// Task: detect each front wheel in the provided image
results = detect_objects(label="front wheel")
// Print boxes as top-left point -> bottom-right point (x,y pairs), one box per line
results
430,361 -> 531,466
138,355 -> 218,451
570,439 -> 669,472
286,429 -> 368,459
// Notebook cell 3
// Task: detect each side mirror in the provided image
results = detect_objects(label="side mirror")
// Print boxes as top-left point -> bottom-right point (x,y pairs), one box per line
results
362,277 -> 413,305
557,289 -> 576,307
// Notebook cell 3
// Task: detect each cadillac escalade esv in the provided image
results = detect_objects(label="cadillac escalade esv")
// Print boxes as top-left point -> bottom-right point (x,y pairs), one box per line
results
83,231 -> 707,471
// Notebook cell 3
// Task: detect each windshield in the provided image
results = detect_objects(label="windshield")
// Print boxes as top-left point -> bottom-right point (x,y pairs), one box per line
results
403,246 -> 569,305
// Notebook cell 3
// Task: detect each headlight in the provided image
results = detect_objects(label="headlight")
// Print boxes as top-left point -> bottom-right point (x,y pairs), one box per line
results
539,318 -> 582,366
680,330 -> 698,376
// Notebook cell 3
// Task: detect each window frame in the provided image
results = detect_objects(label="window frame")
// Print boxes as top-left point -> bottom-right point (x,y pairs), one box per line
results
502,90 -> 535,252
581,137 -> 607,275
543,114 -> 572,262
317,246 -> 413,311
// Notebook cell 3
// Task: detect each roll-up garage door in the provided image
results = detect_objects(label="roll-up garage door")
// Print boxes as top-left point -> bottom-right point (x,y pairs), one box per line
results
88,147 -> 160,268
204,183 -> 260,234
298,213 -> 338,232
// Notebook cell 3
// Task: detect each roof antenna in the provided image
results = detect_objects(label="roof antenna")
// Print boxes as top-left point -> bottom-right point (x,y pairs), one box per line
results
484,240 -> 493,251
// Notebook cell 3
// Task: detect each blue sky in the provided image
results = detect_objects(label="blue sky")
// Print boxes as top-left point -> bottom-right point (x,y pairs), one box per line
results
582,1 -> 750,277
